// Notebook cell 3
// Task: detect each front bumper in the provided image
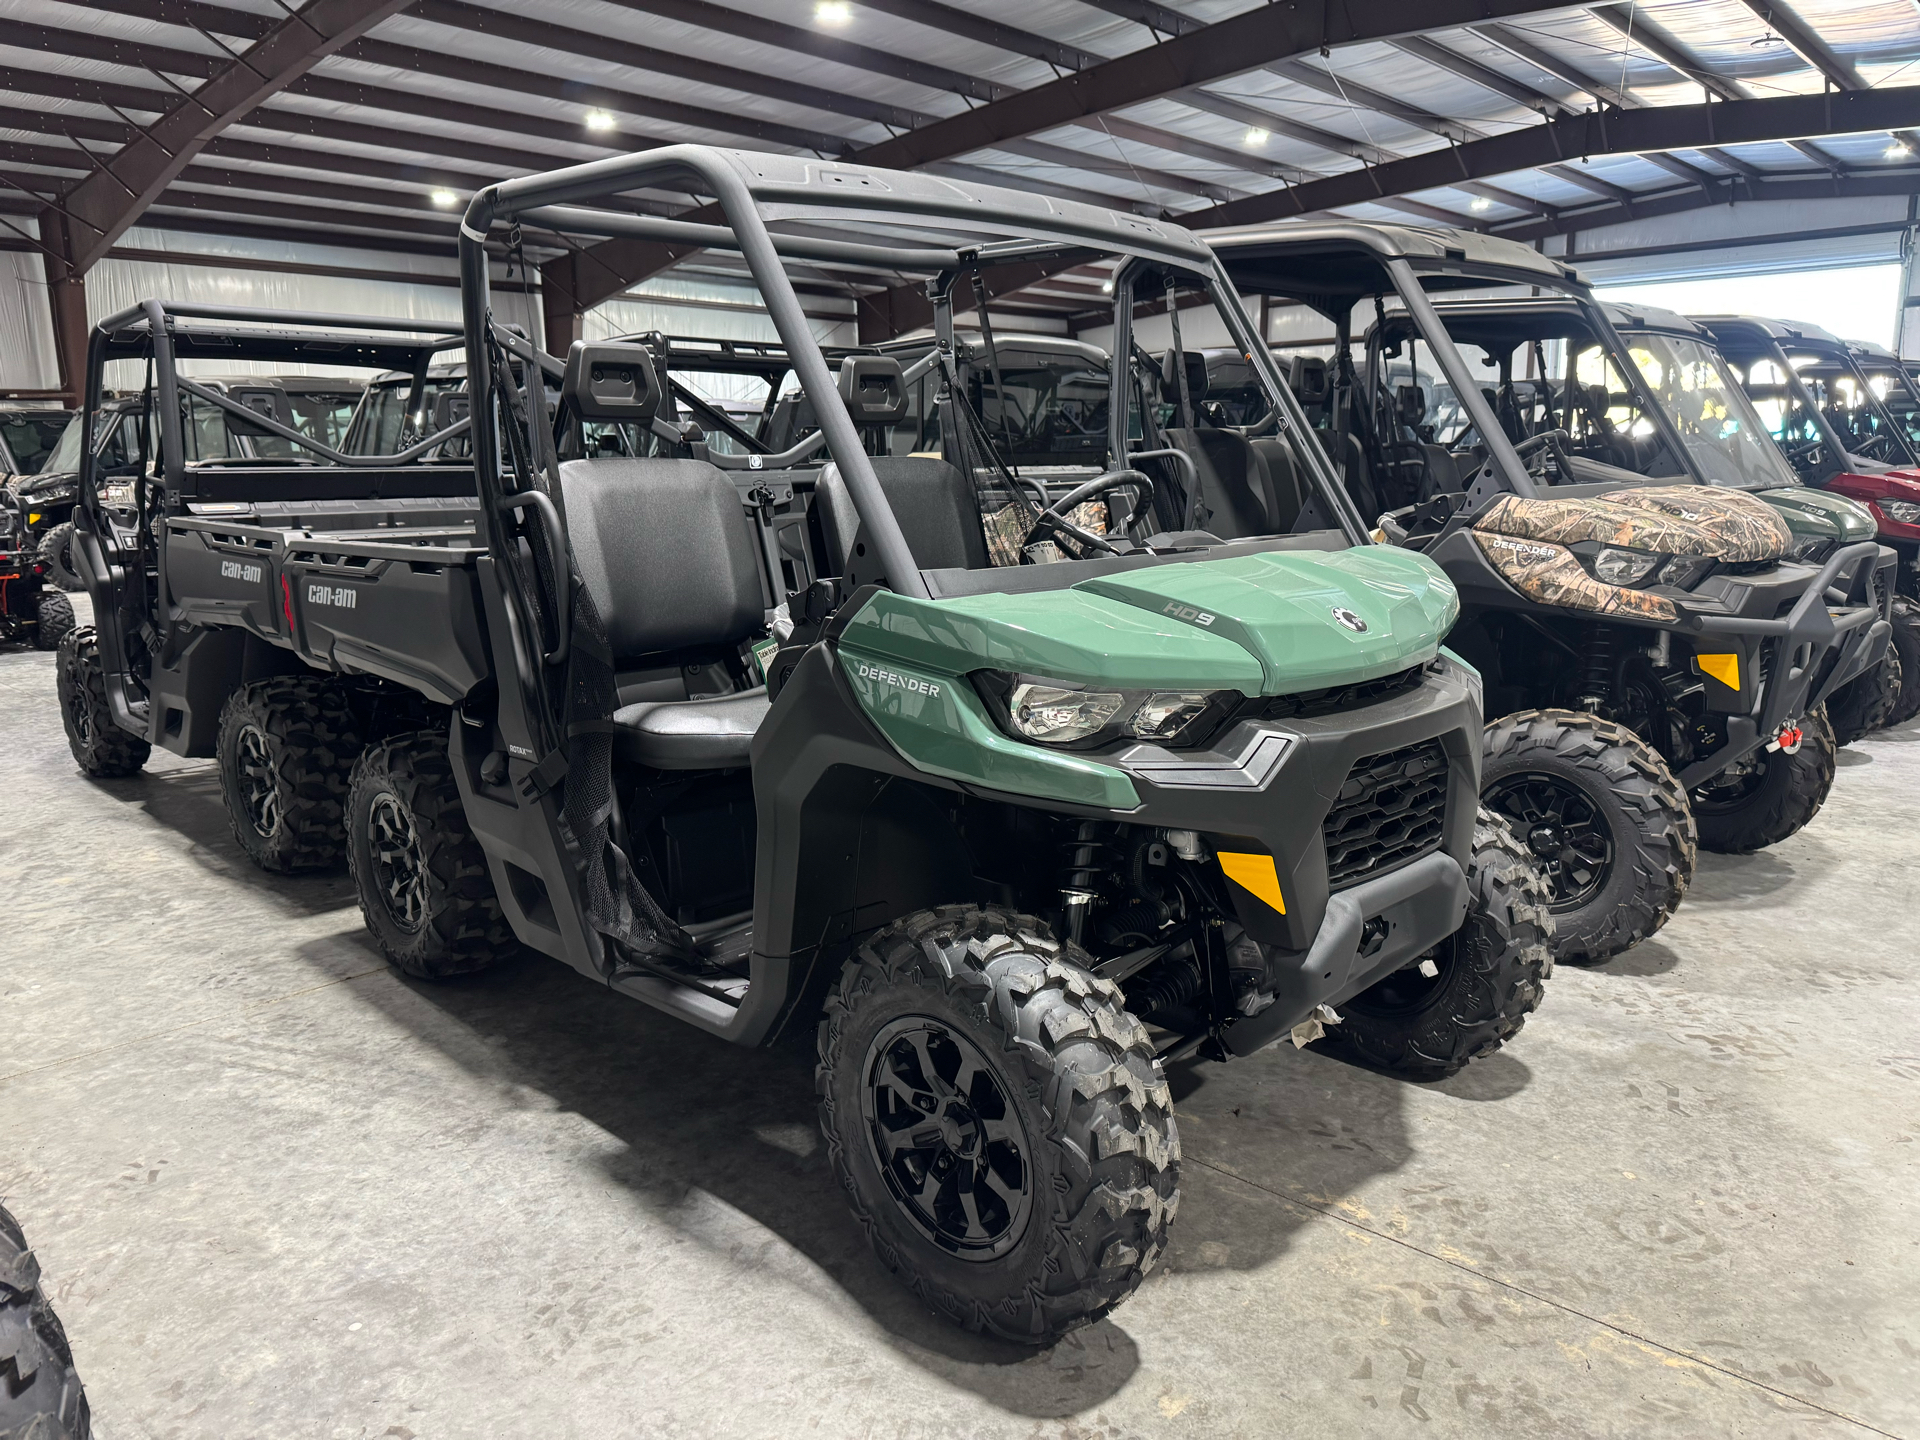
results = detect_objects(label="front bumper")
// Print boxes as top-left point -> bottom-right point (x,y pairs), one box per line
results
1676,540 -> 1892,786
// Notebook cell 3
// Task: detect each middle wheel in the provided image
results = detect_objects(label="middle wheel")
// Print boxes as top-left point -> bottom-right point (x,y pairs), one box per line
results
215,675 -> 362,872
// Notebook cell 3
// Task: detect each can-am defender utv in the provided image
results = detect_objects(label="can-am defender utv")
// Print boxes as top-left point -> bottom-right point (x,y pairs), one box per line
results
1698,315 -> 1919,726
1423,298 -> 1899,752
1208,223 -> 1888,963
60,148 -> 1551,1342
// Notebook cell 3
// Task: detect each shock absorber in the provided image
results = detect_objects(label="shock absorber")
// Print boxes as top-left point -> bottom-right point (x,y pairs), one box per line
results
1059,821 -> 1109,947
1575,623 -> 1615,715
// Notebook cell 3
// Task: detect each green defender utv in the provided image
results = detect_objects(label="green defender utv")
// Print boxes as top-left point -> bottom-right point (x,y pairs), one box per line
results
58,148 -> 1551,1342
1206,224 -> 1890,965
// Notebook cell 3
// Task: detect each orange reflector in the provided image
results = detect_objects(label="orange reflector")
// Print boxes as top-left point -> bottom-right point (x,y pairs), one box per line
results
1218,851 -> 1286,914
1696,653 -> 1739,689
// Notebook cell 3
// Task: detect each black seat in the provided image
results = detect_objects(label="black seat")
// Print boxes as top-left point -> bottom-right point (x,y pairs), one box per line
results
811,355 -> 992,579
814,455 -> 992,576
557,450 -> 768,770
613,689 -> 770,770
1159,349 -> 1285,541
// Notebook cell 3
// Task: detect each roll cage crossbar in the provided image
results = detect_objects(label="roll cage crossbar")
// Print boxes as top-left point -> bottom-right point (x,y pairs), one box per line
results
459,144 -> 1373,593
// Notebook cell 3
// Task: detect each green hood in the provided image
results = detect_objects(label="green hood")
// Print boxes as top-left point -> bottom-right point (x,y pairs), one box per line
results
1756,487 -> 1878,544
833,546 -> 1458,809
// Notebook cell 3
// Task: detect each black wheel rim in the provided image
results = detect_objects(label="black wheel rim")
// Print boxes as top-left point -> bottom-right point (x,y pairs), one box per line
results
368,791 -> 428,931
1485,772 -> 1614,911
67,685 -> 94,745
1345,937 -> 1457,1019
1691,754 -> 1768,812
235,723 -> 282,838
861,1017 -> 1033,1261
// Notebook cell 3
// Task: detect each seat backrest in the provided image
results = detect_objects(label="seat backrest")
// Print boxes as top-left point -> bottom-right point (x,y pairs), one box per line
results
1250,437 -> 1306,531
813,456 -> 990,576
557,456 -> 764,664
1164,427 -> 1277,541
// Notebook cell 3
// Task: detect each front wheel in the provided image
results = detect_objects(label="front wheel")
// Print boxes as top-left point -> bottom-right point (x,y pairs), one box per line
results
0,1203 -> 90,1439
55,626 -> 149,777
1826,648 -> 1898,746
1482,709 -> 1695,966
817,906 -> 1179,1345
346,731 -> 516,979
38,520 -> 83,592
33,589 -> 75,652
1328,809 -> 1554,1080
1890,596 -> 1919,724
1690,707 -> 1835,854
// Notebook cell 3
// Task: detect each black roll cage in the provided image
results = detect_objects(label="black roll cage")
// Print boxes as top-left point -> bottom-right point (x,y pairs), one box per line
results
455,143 -> 1373,606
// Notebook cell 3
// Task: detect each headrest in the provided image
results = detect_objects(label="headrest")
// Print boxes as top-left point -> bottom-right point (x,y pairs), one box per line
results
1395,384 -> 1424,426
1160,349 -> 1207,401
563,341 -> 661,423
837,355 -> 908,426
1289,355 -> 1327,403
432,391 -> 471,432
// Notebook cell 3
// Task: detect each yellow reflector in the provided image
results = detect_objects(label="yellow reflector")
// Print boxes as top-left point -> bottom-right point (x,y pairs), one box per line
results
1218,851 -> 1286,914
1696,653 -> 1739,689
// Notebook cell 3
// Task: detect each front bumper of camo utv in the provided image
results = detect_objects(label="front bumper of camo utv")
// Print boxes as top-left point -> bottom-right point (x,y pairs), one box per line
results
1672,539 -> 1894,787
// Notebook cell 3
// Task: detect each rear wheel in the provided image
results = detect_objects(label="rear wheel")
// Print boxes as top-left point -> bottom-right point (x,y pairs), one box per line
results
1691,707 -> 1835,854
1328,808 -> 1554,1080
817,906 -> 1179,1344
215,676 -> 361,872
37,520 -> 82,592
33,590 -> 74,652
55,626 -> 148,777
346,731 -> 516,979
0,1203 -> 90,1439
1482,709 -> 1694,966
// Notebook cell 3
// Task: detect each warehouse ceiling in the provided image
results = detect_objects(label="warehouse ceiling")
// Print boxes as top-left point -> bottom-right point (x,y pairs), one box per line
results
0,0 -> 1914,372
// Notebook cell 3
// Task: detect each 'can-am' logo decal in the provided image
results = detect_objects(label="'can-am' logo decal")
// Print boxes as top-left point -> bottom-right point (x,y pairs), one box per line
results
1330,606 -> 1368,632
1162,601 -> 1216,627
306,582 -> 357,609
219,559 -> 262,584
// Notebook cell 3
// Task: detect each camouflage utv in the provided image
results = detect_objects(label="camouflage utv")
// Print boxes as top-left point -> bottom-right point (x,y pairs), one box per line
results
1203,223 -> 1889,965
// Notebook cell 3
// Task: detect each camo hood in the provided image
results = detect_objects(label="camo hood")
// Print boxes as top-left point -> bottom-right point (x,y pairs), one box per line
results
1474,485 -> 1795,562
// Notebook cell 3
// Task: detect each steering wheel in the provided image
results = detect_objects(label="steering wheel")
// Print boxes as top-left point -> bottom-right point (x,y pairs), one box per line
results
1022,468 -> 1157,559
1512,427 -> 1573,481
1854,432 -> 1896,462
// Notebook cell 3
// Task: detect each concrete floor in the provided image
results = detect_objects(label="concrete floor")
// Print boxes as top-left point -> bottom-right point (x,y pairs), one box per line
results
2,603 -> 1916,1440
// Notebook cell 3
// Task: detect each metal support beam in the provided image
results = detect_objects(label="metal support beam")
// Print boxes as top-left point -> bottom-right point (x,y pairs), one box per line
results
37,0 -> 414,277
1733,0 -> 1864,89
1192,88 -> 1915,230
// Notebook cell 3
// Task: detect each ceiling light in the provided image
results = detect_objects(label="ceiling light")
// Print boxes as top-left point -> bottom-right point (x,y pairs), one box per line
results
1101,278 -> 1115,293
1887,140 -> 1913,159
815,0 -> 852,25
584,108 -> 616,132
1242,126 -> 1270,147
1469,196 -> 1492,211
430,189 -> 459,207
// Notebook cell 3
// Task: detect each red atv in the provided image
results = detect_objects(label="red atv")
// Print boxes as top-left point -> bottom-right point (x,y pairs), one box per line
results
1699,316 -> 1918,727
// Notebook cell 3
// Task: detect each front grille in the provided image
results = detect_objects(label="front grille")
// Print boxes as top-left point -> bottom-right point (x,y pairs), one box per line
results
1244,664 -> 1425,724
1322,738 -> 1450,890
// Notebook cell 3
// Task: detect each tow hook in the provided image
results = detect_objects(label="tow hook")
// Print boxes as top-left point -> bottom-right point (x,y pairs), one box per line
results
1766,721 -> 1805,755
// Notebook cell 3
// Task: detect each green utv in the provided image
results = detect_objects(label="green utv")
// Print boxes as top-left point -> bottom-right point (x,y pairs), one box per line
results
1206,224 -> 1890,965
58,148 -> 1551,1342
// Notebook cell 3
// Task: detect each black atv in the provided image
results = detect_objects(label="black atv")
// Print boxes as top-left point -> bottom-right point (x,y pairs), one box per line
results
1205,223 -> 1889,965
59,153 -> 1553,1343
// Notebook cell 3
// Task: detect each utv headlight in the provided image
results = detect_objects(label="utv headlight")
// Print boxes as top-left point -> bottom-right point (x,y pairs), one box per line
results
1656,554 -> 1714,588
1591,546 -> 1660,585
981,672 -> 1237,749
1879,499 -> 1919,525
